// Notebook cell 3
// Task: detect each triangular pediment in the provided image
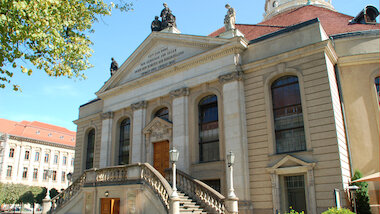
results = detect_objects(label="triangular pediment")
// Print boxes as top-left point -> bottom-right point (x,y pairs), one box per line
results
267,155 -> 316,173
143,117 -> 172,134
97,32 -> 230,95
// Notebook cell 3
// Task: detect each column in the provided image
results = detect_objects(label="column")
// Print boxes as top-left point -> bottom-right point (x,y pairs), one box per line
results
170,88 -> 190,173
219,71 -> 250,200
99,112 -> 113,168
131,101 -> 147,163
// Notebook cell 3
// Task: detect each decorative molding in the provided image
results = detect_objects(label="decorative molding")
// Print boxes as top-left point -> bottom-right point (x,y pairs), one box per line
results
143,117 -> 173,143
218,71 -> 244,84
131,101 -> 147,111
170,87 -> 189,98
9,135 -> 75,150
101,112 -> 114,120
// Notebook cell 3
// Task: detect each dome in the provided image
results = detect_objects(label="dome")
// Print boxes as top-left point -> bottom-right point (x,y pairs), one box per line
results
264,0 -> 335,20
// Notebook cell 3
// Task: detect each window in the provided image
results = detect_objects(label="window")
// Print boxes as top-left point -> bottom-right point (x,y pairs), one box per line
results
22,167 -> 28,179
61,171 -> 66,182
86,129 -> 95,169
9,148 -> 14,158
271,76 -> 306,154
154,107 -> 169,121
6,166 -> 12,177
202,179 -> 221,193
35,152 -> 40,162
198,95 -> 219,162
71,158 -> 74,166
63,156 -> 67,165
24,151 -> 30,160
44,154 -> 49,163
43,170 -> 48,180
33,168 -> 38,180
282,175 -> 307,213
36,130 -> 40,134
54,155 -> 58,164
118,119 -> 131,165
52,171 -> 57,181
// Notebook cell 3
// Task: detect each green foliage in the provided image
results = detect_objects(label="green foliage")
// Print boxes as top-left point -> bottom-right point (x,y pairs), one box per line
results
322,208 -> 355,214
0,183 -> 45,205
49,188 -> 59,199
0,0 -> 133,90
285,207 -> 305,214
351,170 -> 371,214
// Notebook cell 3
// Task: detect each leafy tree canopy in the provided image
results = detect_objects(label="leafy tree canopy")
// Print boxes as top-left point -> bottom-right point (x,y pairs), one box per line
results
0,0 -> 132,90
351,170 -> 371,214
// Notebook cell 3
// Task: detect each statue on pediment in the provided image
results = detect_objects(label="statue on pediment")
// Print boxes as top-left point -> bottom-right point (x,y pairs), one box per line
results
160,3 -> 176,29
110,57 -> 119,76
151,16 -> 162,31
224,4 -> 236,31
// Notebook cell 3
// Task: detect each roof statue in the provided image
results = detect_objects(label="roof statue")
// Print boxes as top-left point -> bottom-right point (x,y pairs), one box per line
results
151,16 -> 162,31
160,3 -> 177,29
224,4 -> 236,31
151,3 -> 177,32
110,57 -> 119,76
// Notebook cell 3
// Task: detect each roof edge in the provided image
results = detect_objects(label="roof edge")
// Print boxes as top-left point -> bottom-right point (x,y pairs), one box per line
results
330,29 -> 380,40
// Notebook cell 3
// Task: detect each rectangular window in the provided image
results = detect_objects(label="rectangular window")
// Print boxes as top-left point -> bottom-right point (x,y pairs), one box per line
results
22,167 -> 28,179
52,171 -> 57,181
35,152 -> 40,162
6,166 -> 12,177
33,168 -> 38,180
61,171 -> 66,182
282,175 -> 307,213
9,148 -> 14,158
25,151 -> 30,160
71,158 -> 74,166
63,156 -> 67,165
43,170 -> 48,180
54,155 -> 58,164
44,154 -> 49,163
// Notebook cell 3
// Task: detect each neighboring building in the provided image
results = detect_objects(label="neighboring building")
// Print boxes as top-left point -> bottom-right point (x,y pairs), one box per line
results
0,119 -> 76,191
51,1 -> 379,214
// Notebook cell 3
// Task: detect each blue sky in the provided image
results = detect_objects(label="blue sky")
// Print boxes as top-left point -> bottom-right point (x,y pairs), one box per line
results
1,0 -> 379,131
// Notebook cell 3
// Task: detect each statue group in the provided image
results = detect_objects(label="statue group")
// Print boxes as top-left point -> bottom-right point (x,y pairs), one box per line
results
151,3 -> 177,32
224,4 -> 236,31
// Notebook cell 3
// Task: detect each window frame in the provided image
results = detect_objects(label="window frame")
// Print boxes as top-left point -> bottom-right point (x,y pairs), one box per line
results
33,168 -> 38,180
6,166 -> 12,177
35,152 -> 40,162
118,118 -> 131,165
154,107 -> 170,121
198,95 -> 220,163
85,128 -> 95,170
25,151 -> 30,160
9,148 -> 15,158
44,153 -> 49,163
22,167 -> 28,179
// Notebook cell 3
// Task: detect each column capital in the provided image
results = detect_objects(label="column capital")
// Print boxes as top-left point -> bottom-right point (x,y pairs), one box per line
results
131,101 -> 147,110
101,112 -> 114,120
170,87 -> 189,98
218,71 -> 243,84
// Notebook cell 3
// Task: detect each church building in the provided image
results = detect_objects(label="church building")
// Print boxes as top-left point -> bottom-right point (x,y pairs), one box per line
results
48,0 -> 379,213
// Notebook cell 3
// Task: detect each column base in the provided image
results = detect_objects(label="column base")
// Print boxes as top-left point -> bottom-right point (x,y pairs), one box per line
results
225,197 -> 239,214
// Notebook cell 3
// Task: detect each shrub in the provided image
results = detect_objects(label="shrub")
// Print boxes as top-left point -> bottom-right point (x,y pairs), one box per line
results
285,207 -> 305,214
322,207 -> 355,214
351,170 -> 371,214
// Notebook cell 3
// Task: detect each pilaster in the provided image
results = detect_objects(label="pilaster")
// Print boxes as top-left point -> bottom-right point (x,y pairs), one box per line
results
131,101 -> 147,163
99,111 -> 114,168
219,71 -> 250,200
170,88 -> 190,173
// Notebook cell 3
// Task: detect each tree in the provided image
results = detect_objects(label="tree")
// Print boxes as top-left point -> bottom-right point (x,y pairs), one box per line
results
351,170 -> 371,214
0,0 -> 132,90
49,188 -> 59,199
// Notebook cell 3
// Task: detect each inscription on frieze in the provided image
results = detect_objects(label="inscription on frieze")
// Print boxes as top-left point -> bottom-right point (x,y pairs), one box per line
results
133,47 -> 185,76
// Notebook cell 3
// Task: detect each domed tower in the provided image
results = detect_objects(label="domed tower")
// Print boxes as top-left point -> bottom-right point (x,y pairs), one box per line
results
263,0 -> 335,20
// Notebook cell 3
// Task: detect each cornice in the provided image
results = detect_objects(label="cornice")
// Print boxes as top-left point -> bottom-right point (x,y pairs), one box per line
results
218,71 -> 244,84
9,135 -> 75,150
338,52 -> 380,67
96,38 -> 248,100
131,101 -> 147,110
101,112 -> 114,120
73,113 -> 102,125
242,40 -> 330,73
170,87 -> 189,98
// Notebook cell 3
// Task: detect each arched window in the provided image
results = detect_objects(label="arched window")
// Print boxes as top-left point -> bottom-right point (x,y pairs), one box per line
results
85,129 -> 95,169
199,95 -> 219,162
375,77 -> 379,98
119,118 -> 131,165
271,76 -> 306,153
154,107 -> 169,121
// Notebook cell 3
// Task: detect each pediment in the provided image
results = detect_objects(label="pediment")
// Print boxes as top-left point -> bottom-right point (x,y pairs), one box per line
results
97,32 -> 229,95
143,117 -> 172,135
267,155 -> 315,173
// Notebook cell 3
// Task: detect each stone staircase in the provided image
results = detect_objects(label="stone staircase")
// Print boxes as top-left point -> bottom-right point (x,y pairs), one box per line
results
178,192 -> 208,214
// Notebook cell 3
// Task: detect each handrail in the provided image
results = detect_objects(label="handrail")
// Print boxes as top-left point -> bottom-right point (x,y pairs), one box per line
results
165,168 -> 226,213
50,163 -> 173,212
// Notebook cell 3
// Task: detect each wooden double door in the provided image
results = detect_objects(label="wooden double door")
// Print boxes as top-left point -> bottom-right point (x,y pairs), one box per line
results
153,141 -> 170,175
101,198 -> 120,214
